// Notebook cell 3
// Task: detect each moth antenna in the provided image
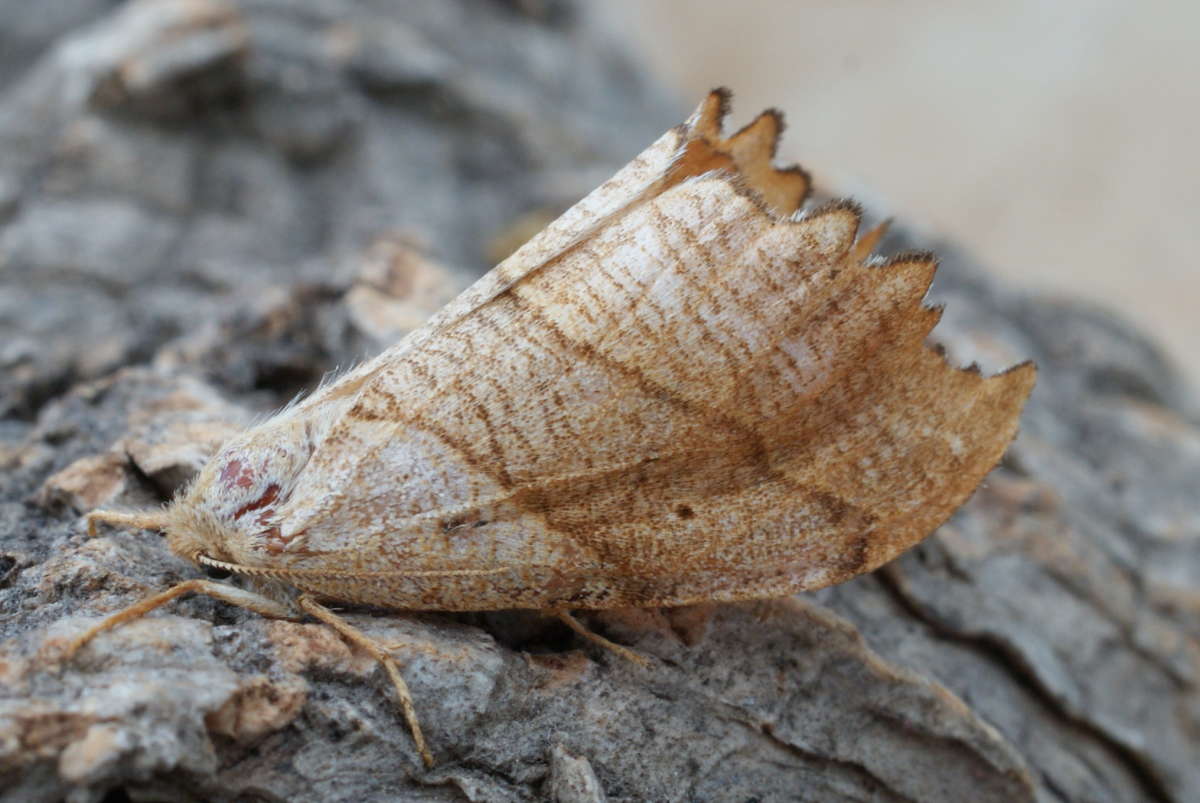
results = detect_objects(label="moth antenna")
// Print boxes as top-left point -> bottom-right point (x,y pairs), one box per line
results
86,509 -> 170,539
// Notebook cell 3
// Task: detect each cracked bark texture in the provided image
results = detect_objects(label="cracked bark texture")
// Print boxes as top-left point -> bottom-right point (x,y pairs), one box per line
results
1,1 -> 1197,801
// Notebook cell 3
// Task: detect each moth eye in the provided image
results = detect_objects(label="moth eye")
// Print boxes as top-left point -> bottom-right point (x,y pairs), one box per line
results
203,564 -> 232,580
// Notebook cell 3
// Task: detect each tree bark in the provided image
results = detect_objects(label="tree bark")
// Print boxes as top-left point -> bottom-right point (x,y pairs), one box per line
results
1,2 -> 1196,801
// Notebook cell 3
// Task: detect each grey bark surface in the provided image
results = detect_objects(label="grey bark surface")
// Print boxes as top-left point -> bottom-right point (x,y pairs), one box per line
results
1,2 -> 1197,802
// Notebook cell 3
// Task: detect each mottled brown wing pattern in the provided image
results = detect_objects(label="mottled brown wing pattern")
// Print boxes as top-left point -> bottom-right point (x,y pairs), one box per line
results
255,91 -> 1034,610
68,91 -> 1037,772
409,89 -> 809,342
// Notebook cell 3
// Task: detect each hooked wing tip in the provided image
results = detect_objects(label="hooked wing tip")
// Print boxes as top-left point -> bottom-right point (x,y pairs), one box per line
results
681,89 -> 811,216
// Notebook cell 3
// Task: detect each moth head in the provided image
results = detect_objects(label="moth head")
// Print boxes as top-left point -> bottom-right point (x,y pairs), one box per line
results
87,416 -> 318,572
167,416 -> 319,566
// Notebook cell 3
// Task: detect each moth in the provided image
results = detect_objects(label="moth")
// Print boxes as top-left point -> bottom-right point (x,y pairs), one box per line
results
66,90 -> 1036,767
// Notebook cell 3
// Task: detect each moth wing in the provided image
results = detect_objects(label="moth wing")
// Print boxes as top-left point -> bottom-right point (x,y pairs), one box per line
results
410,116 -> 687,345
271,96 -> 1031,607
385,90 -> 811,357
295,90 -> 811,415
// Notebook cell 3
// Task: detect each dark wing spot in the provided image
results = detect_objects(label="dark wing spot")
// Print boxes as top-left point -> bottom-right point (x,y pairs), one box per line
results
441,517 -> 466,533
809,490 -> 851,525
675,505 -> 695,520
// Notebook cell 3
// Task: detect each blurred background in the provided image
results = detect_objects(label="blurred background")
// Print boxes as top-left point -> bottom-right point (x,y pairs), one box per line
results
599,0 -> 1200,386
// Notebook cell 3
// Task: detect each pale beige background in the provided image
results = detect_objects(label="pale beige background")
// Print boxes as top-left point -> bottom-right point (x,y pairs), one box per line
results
599,1 -> 1199,386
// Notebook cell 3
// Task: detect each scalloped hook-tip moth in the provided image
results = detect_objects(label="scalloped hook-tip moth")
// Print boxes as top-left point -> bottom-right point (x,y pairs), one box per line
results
65,89 -> 1036,767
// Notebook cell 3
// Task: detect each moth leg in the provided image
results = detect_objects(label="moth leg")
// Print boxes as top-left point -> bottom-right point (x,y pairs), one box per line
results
63,579 -> 298,661
297,594 -> 433,768
750,598 -> 783,623
85,508 -> 170,537
554,610 -> 651,668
